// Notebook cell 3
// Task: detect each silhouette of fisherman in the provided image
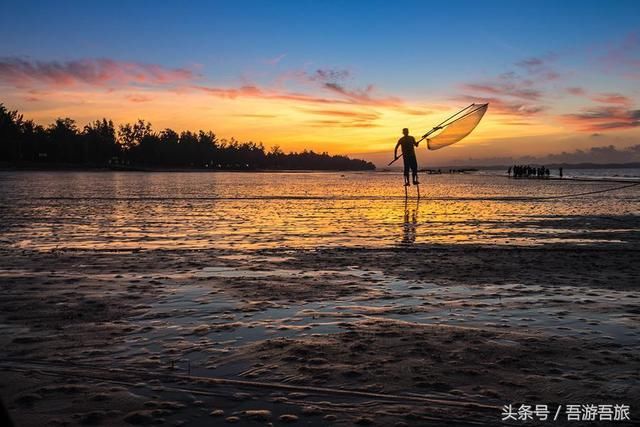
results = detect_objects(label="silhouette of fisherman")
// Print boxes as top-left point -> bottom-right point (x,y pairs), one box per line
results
394,128 -> 420,186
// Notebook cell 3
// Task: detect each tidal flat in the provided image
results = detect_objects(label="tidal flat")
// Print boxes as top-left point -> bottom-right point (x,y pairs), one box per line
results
1,171 -> 638,425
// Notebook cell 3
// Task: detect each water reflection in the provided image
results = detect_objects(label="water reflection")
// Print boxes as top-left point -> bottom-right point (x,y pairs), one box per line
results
0,171 -> 638,251
401,195 -> 419,246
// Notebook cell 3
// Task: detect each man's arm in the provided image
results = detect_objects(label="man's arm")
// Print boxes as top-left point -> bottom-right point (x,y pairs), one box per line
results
413,136 -> 419,147
394,141 -> 401,158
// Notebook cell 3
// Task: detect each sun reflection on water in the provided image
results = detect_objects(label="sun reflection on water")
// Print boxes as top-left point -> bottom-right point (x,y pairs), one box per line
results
0,171 -> 638,251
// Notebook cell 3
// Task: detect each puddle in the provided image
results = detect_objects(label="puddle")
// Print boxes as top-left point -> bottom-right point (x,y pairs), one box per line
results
110,264 -> 640,379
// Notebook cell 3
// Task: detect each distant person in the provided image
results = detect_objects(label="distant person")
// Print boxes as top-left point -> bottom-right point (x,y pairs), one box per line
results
559,167 -> 563,178
508,166 -> 512,177
394,128 -> 420,186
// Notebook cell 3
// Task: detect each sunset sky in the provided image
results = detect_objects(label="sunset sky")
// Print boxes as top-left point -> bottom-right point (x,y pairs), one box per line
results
1,0 -> 639,166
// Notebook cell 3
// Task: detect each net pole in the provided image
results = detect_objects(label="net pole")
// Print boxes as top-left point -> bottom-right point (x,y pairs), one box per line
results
388,134 -> 427,166
389,103 -> 487,166
423,103 -> 488,138
441,103 -> 488,126
422,103 -> 476,139
425,103 -> 489,151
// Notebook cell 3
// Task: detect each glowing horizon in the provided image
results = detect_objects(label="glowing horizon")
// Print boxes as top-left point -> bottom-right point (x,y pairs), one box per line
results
1,1 -> 638,166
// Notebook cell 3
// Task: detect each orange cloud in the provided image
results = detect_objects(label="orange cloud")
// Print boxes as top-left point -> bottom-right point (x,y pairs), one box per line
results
0,57 -> 197,88
323,82 -> 402,106
564,86 -> 632,107
300,109 -> 380,120
272,67 -> 403,107
561,106 -> 640,131
591,92 -> 632,106
298,108 -> 381,128
306,119 -> 380,128
455,95 -> 545,116
195,81 -> 403,108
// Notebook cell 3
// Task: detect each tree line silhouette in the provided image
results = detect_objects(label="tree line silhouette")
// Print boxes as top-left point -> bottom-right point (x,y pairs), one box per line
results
0,104 -> 375,171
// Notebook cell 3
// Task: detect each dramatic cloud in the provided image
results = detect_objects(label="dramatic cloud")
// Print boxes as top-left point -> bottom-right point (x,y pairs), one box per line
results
279,67 -> 401,105
455,94 -> 546,116
457,57 -> 557,116
0,57 -> 197,88
196,84 -> 348,105
562,106 -> 640,131
196,78 -> 402,108
231,66 -> 404,107
460,50 -> 639,129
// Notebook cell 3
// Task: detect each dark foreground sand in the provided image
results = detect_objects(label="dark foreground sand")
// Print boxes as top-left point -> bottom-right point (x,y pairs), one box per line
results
1,242 -> 639,426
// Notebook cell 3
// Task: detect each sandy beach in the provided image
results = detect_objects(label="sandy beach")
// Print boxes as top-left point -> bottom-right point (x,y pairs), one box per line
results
3,0 -> 640,423
1,171 -> 639,426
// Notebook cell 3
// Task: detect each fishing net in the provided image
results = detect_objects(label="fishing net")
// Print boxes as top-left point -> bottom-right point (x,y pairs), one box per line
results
427,103 -> 488,150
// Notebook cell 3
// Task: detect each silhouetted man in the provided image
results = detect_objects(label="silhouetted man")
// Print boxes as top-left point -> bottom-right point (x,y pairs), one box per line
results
394,128 -> 420,186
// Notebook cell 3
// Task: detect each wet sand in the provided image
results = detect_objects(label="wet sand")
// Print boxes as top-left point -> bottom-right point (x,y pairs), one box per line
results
1,239 -> 639,426
1,171 -> 638,425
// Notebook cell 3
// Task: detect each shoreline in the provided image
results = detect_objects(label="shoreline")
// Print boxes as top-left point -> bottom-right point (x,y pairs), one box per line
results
0,166 -> 375,173
2,163 -> 640,173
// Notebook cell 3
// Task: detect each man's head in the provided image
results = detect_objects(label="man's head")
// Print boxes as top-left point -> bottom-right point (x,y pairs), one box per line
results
402,128 -> 409,136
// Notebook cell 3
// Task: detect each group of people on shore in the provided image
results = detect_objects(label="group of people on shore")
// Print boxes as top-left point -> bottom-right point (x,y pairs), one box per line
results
508,165 -> 563,179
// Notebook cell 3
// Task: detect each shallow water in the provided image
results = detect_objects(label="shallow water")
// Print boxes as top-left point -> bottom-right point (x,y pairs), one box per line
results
0,171 -> 638,250
1,171 -> 639,422
111,259 -> 639,381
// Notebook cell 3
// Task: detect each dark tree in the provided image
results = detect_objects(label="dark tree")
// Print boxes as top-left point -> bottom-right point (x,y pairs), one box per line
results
0,104 -> 375,171
47,118 -> 79,163
83,119 -> 118,164
0,104 -> 22,162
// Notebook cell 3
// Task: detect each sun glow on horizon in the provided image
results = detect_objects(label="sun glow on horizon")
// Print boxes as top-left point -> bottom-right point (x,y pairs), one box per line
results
4,88 -> 595,167
2,87 -> 572,153
1,1 -> 639,166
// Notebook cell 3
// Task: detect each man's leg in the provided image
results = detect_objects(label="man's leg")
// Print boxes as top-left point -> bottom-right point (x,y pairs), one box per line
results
411,157 -> 419,184
403,160 -> 411,186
